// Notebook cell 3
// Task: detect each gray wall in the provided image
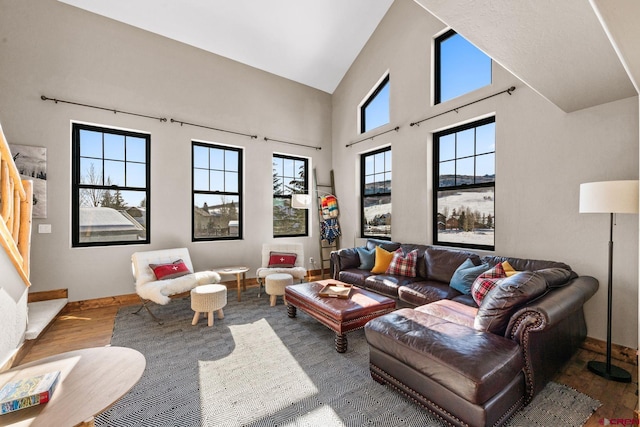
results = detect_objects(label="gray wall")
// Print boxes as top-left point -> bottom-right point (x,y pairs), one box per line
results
0,0 -> 332,304
332,0 -> 639,348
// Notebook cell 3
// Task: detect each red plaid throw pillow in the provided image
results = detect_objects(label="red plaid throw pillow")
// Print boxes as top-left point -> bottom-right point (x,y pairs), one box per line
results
385,248 -> 418,277
471,262 -> 507,305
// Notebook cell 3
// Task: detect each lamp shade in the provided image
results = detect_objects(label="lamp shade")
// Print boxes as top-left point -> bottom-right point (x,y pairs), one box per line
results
579,180 -> 639,214
291,194 -> 312,209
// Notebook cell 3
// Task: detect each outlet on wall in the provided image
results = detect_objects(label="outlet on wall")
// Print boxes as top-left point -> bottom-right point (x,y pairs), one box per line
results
309,257 -> 314,265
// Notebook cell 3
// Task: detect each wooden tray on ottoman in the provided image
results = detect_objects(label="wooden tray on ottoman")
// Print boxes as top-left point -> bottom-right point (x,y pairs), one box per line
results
318,282 -> 352,299
285,280 -> 396,353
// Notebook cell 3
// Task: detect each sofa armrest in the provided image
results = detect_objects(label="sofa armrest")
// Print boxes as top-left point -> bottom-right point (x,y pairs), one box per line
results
330,248 -> 360,279
506,275 -> 598,402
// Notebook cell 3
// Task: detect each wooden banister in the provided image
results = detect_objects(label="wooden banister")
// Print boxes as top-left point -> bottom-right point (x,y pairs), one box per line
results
0,124 -> 32,287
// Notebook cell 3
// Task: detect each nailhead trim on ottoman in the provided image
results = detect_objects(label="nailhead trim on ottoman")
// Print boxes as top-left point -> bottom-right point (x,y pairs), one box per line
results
265,273 -> 293,307
191,284 -> 227,326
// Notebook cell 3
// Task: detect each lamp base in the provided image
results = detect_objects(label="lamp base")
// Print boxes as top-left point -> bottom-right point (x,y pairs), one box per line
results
587,360 -> 632,383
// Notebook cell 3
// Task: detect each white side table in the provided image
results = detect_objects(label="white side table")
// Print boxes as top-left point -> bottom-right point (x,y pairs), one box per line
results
212,266 -> 249,302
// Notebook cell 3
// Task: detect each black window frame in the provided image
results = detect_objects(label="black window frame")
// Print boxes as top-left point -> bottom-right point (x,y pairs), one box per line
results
272,153 -> 309,238
192,141 -> 243,241
360,74 -> 390,134
360,146 -> 392,240
434,29 -> 492,105
71,122 -> 151,248
433,116 -> 495,251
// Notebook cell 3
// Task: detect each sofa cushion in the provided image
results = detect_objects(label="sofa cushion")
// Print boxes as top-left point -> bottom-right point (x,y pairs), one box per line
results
474,271 -> 548,335
415,300 -> 477,328
449,258 -> 489,295
471,263 -> 507,305
425,247 -> 481,283
371,246 -> 395,274
386,248 -> 418,277
365,309 -> 524,405
481,255 -> 571,273
397,281 -> 452,306
364,274 -> 422,298
355,246 -> 376,270
338,269 -> 371,287
536,267 -> 577,288
366,238 -> 401,252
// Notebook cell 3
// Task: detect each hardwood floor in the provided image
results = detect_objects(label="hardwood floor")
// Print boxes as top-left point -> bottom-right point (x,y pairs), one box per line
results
16,303 -> 638,426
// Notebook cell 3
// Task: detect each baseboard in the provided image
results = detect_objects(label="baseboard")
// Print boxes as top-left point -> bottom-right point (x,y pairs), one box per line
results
581,336 -> 637,366
28,288 -> 68,303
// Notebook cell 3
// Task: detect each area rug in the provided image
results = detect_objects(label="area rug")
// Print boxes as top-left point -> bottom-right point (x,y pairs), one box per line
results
96,290 -> 600,426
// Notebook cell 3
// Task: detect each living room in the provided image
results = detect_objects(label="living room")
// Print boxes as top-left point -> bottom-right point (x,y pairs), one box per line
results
0,0 -> 638,425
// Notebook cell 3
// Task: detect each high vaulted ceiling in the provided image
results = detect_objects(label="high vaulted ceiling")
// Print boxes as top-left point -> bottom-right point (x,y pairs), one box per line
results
58,0 -> 638,111
57,0 -> 394,94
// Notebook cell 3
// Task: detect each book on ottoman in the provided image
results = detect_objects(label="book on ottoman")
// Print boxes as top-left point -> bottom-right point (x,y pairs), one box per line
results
0,370 -> 60,414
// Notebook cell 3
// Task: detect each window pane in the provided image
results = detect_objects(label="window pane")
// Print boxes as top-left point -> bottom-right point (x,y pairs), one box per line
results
225,171 -> 238,193
126,136 -> 146,162
362,76 -> 390,133
476,122 -> 495,154
363,195 -> 391,238
364,154 -> 374,176
456,157 -> 474,185
80,158 -> 103,185
194,169 -> 209,191
364,175 -> 375,195
374,152 -> 385,174
439,134 -> 455,161
384,171 -> 392,192
210,148 -> 224,170
457,128 -> 475,158
225,150 -> 239,172
104,133 -> 125,160
104,160 -> 125,186
193,145 -> 209,169
126,162 -> 146,188
439,160 -> 455,187
273,197 -> 307,237
210,170 -> 224,192
476,153 -> 495,180
194,194 -> 239,238
436,187 -> 494,247
79,130 -> 102,158
438,32 -> 491,103
272,156 -> 283,176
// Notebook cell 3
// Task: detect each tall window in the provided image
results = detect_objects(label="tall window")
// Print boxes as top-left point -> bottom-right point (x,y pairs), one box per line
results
435,30 -> 492,104
361,147 -> 391,239
71,123 -> 150,247
273,154 -> 308,237
360,74 -> 390,133
192,142 -> 242,241
433,117 -> 495,250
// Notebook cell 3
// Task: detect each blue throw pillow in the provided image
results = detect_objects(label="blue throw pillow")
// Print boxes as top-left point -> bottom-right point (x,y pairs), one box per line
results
355,246 -> 375,270
450,258 -> 489,295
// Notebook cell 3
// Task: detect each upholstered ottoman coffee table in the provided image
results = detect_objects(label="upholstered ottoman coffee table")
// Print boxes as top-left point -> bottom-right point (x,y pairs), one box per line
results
285,280 -> 396,353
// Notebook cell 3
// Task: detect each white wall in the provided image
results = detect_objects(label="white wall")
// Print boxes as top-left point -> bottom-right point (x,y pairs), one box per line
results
0,0 -> 332,302
332,0 -> 639,348
0,249 -> 28,367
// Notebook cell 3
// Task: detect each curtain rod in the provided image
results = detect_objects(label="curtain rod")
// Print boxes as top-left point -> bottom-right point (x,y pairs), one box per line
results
346,126 -> 400,148
410,86 -> 516,127
264,137 -> 321,150
41,95 -> 167,122
170,118 -> 257,139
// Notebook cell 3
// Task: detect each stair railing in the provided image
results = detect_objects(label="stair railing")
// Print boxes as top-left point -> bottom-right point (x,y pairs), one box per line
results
0,124 -> 32,287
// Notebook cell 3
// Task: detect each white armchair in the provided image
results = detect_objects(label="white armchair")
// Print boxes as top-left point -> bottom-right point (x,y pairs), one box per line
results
131,247 -> 221,322
256,243 -> 307,296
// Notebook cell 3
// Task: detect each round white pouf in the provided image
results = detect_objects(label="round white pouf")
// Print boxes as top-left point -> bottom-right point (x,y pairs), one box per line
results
265,273 -> 293,307
191,284 -> 227,326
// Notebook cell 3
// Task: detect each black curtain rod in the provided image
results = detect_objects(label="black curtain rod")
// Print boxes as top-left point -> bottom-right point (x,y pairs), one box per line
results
263,137 -> 321,150
410,86 -> 516,127
346,126 -> 400,148
170,119 -> 257,139
40,95 -> 167,122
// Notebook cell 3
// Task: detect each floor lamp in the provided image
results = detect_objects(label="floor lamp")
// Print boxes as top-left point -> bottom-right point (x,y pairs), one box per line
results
579,180 -> 639,383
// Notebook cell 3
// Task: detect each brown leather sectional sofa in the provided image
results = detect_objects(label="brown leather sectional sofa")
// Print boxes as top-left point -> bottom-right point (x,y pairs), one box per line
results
330,239 -> 599,427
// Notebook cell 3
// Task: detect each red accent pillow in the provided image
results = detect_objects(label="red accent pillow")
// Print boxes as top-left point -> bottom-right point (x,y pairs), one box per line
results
385,248 -> 418,277
149,259 -> 191,280
268,252 -> 297,268
471,262 -> 507,305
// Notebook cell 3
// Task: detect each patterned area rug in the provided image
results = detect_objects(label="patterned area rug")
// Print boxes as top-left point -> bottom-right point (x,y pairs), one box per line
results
96,290 -> 600,426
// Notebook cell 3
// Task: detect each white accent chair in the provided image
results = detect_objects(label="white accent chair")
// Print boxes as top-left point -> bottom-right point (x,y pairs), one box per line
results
256,243 -> 307,296
131,247 -> 221,322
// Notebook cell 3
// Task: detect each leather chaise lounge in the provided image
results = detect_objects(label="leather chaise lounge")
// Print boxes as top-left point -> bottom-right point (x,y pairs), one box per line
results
330,240 -> 599,426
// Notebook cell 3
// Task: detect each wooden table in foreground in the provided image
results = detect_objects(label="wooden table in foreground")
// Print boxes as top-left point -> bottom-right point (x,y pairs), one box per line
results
213,266 -> 249,301
0,346 -> 145,427
285,280 -> 396,353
